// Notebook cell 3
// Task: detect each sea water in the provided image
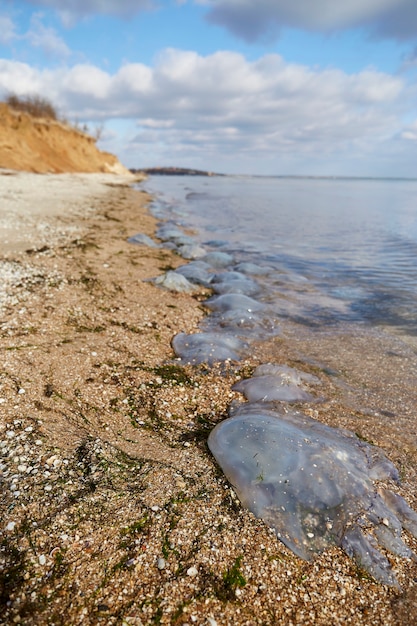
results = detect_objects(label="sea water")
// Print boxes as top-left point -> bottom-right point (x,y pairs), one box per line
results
138,174 -> 417,583
138,173 -> 417,426
142,175 -> 417,336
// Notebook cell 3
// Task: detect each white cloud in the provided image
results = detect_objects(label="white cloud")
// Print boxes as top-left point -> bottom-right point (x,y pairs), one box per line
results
23,0 -> 155,24
401,120 -> 417,140
25,14 -> 71,58
0,60 -> 58,106
62,64 -> 112,98
0,15 -> 17,45
200,0 -> 417,41
0,12 -> 71,61
0,50 -> 413,175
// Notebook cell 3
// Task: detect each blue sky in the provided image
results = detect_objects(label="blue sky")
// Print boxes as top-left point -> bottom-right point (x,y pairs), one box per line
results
1,0 -> 417,177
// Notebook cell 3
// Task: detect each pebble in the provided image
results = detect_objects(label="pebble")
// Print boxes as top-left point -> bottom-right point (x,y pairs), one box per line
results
157,558 -> 166,570
187,566 -> 198,577
45,455 -> 61,468
38,555 -> 46,566
6,521 -> 16,531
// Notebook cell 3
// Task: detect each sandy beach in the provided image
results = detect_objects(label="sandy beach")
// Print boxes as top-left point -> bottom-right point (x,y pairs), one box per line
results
1,171 -> 416,625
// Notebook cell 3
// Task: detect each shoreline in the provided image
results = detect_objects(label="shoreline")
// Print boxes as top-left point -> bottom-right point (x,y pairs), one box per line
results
0,174 -> 416,625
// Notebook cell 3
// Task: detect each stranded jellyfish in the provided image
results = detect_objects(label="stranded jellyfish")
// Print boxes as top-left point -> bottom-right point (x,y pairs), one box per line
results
208,406 -> 417,587
232,363 -> 320,403
172,332 -> 248,365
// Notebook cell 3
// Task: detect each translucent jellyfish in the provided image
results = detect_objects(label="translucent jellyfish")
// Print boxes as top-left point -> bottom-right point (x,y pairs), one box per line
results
232,364 -> 320,403
204,293 -> 265,314
204,239 -> 229,248
202,251 -> 234,268
203,293 -> 279,336
211,272 -> 261,296
128,233 -> 160,248
155,224 -> 186,242
175,261 -> 214,287
170,235 -> 196,247
150,271 -> 197,294
177,244 -> 207,260
234,262 -> 273,276
171,332 -> 248,365
208,406 -> 417,587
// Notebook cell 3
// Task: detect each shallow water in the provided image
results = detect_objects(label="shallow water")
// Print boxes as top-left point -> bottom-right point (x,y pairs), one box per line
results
143,175 -> 417,335
137,174 -> 417,584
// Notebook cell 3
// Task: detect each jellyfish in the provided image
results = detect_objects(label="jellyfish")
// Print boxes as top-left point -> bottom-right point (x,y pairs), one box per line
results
208,405 -> 417,588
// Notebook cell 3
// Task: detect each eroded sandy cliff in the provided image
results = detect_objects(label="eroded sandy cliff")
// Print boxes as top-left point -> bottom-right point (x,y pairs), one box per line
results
0,103 -> 129,174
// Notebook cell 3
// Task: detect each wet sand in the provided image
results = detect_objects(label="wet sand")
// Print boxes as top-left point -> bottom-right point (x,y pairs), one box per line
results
0,171 -> 416,625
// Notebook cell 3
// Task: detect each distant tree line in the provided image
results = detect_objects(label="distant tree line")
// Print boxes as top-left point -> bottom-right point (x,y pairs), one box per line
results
136,166 -> 219,176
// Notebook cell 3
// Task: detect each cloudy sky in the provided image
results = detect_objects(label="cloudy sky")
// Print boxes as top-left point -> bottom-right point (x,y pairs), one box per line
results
1,0 -> 417,176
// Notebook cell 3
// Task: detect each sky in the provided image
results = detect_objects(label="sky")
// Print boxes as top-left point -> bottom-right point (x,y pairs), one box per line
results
1,1 -> 417,177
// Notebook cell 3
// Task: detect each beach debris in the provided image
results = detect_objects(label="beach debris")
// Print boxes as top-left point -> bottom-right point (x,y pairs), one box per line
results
208,406 -> 417,588
172,332 -> 248,365
232,364 -> 320,403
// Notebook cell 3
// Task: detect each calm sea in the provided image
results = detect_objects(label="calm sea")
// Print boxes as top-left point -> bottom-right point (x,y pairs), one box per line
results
142,175 -> 417,338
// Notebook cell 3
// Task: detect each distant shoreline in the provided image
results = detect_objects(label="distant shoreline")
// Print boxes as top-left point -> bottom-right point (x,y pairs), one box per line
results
133,167 -> 417,182
132,166 -> 222,176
